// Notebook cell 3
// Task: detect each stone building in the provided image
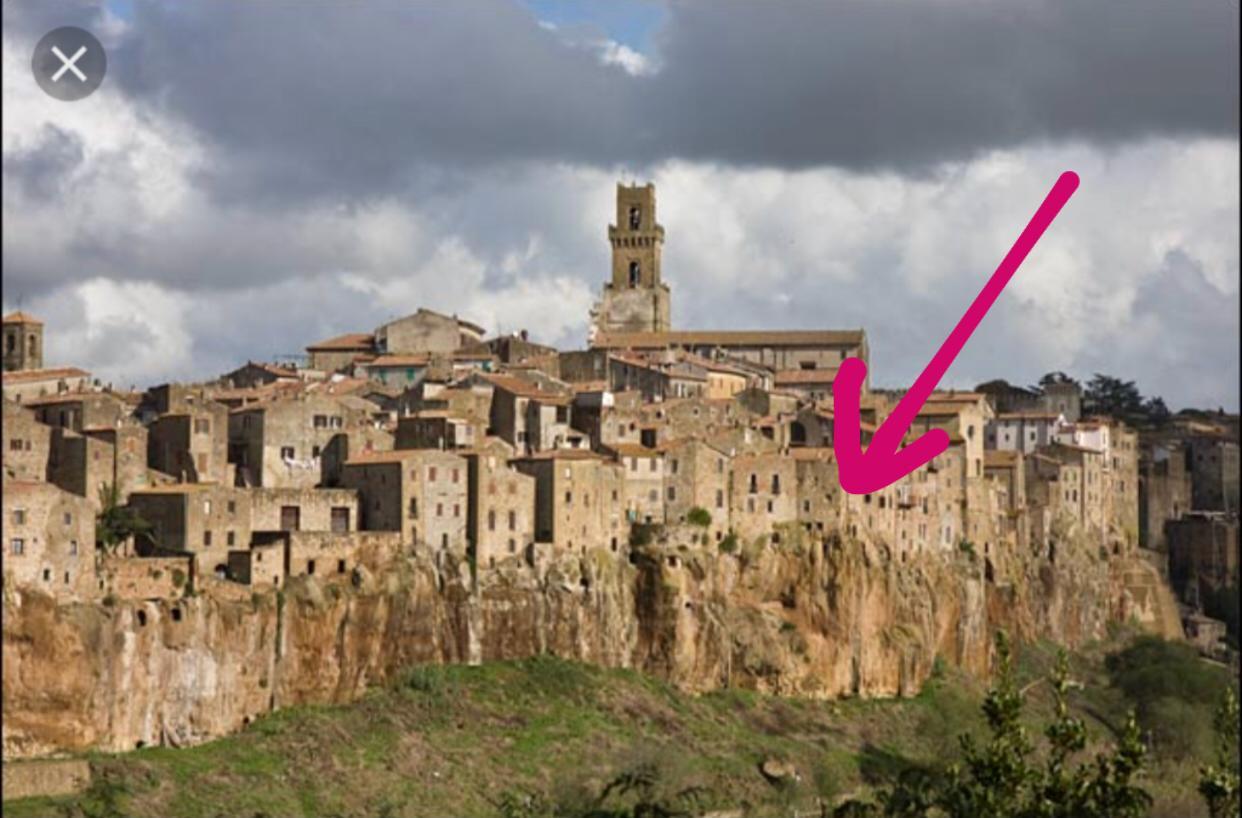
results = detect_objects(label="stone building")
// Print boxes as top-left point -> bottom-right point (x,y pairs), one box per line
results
594,329 -> 869,379
2,311 -> 43,372
512,450 -> 625,554
1187,435 -> 1240,513
1,366 -> 92,403
148,401 -> 231,484
609,443 -> 666,525
128,485 -> 255,575
3,400 -> 51,481
1139,440 -> 1192,551
590,183 -> 672,337
220,362 -> 299,389
1166,513 -> 1239,606
2,479 -> 96,600
462,446 -> 536,568
248,487 -> 359,535
730,452 -> 797,546
485,373 -> 582,455
376,309 -> 486,356
340,449 -> 469,555
985,411 -> 1065,454
23,391 -> 131,433
662,437 -> 732,543
228,393 -> 376,488
395,411 -> 479,450
49,424 -> 154,506
304,332 -> 376,373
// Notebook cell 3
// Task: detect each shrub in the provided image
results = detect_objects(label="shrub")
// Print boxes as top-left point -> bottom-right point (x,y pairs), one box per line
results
685,507 -> 712,527
718,532 -> 738,554
957,539 -> 976,559
170,568 -> 186,587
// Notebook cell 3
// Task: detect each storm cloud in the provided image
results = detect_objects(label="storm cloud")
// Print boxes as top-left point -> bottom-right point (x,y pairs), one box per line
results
2,0 -> 1238,408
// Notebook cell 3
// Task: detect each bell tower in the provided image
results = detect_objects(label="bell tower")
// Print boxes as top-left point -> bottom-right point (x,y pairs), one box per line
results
590,183 -> 672,341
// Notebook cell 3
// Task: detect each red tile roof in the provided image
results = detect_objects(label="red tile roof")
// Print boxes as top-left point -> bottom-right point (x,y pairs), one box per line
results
306,332 -> 375,351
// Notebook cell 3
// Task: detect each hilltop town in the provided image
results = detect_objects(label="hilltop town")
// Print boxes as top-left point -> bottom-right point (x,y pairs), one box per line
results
2,183 -> 1238,759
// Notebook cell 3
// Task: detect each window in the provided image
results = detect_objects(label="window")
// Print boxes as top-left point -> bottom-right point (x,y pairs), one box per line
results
331,507 -> 350,533
226,531 -> 235,546
454,504 -> 461,518
771,474 -> 781,494
667,486 -> 676,501
508,511 -> 516,531
194,418 -> 211,434
312,445 -> 321,458
11,539 -> 24,555
204,530 -> 213,547
716,489 -> 724,509
648,490 -> 658,502
12,509 -> 25,525
564,491 -> 572,505
307,559 -> 316,575
429,466 -> 438,482
488,510 -> 496,531
629,205 -> 641,229
280,446 -> 295,460
69,540 -> 79,555
436,503 -> 443,517
452,468 -> 460,483
8,438 -> 22,451
628,260 -> 640,287
649,459 -> 657,473
409,498 -> 418,518
227,500 -> 236,514
204,499 -> 212,515
748,474 -> 758,494
338,559 -> 346,574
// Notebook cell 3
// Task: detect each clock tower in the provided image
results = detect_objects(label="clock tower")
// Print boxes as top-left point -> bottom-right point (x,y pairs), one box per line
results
589,183 -> 672,340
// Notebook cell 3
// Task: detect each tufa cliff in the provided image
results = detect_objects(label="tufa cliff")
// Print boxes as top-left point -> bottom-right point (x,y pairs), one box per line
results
2,532 -> 1179,760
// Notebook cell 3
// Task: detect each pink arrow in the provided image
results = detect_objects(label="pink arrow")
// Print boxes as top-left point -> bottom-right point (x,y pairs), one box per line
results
834,171 -> 1080,495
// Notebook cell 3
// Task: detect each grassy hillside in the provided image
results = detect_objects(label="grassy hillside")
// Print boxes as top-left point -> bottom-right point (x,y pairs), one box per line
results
7,632 -> 1233,818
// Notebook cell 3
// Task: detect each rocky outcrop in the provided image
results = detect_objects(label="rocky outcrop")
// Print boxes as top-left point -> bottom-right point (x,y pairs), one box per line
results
2,533 -> 1169,760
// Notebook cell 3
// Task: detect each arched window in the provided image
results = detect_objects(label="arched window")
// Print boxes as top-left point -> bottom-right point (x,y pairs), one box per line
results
628,206 -> 641,229
27,334 -> 37,357
628,261 -> 640,287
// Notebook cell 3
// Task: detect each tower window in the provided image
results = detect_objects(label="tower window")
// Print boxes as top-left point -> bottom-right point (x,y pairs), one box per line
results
628,206 -> 641,229
628,261 -> 640,287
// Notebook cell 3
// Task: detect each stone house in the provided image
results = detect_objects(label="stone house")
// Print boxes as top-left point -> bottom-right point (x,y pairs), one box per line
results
304,332 -> 376,373
1138,439 -> 1192,551
1,366 -> 92,403
227,541 -> 285,587
374,308 -> 485,356
2,479 -> 97,600
608,443 -> 666,525
395,411 -> 479,450
3,400 -> 51,481
485,373 -> 581,455
147,401 -> 231,484
985,411 -> 1065,454
569,389 -> 645,450
49,424 -> 154,507
1186,434 -> 1240,513
128,484 -> 255,575
340,449 -> 469,556
23,391 -> 131,433
662,437 -> 732,543
512,450 -> 625,555
220,362 -> 300,389
362,354 -> 431,389
228,393 -> 375,488
730,451 -> 797,546
462,447 -> 536,568
773,368 -> 838,402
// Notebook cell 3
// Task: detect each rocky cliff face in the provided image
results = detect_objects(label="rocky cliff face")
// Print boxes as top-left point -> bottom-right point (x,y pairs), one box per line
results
2,535 -> 1179,760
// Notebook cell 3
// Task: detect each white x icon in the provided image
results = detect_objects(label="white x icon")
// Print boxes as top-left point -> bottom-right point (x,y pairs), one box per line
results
51,45 -> 88,82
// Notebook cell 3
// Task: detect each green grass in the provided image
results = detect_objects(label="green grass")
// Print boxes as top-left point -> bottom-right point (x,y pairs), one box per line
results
4,635 -> 1229,818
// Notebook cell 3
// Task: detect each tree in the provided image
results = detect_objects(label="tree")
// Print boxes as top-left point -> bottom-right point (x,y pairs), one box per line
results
95,483 -> 153,554
1083,374 -> 1144,420
837,632 -> 1152,818
1199,688 -> 1241,818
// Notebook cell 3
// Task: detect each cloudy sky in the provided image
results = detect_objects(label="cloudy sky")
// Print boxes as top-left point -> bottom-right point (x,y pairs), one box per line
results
2,0 -> 1238,409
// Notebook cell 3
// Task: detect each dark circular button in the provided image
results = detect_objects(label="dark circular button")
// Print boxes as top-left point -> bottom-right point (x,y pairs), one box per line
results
32,26 -> 107,102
